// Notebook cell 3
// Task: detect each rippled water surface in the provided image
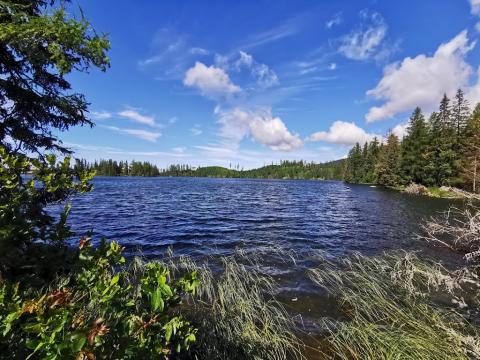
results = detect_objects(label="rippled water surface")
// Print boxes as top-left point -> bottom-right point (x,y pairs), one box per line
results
67,176 -> 460,336
70,177 -> 454,257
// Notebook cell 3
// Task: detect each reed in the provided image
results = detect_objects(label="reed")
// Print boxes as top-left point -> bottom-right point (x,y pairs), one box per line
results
140,248 -> 305,360
309,252 -> 480,359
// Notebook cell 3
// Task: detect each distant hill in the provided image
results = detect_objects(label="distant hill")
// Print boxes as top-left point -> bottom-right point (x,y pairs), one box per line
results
159,160 -> 345,180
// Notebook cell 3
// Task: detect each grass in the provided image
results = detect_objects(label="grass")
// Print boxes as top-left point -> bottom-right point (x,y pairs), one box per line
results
135,248 -> 305,360
309,251 -> 480,360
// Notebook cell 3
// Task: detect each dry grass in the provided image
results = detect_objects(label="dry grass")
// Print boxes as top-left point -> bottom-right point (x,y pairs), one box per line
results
420,204 -> 480,261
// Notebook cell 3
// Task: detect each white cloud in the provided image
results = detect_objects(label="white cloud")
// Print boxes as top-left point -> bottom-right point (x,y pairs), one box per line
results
366,30 -> 477,122
476,22 -> 480,32
233,51 -> 279,88
306,121 -> 381,146
215,107 -> 303,151
338,11 -> 388,60
329,63 -> 337,70
118,109 -> 157,127
168,116 -> 178,124
90,111 -> 112,120
470,0 -> 480,15
236,51 -> 254,68
102,125 -> 161,142
172,147 -> 186,153
392,122 -> 409,139
190,128 -> 203,136
184,62 -> 241,98
326,12 -> 343,29
189,47 -> 209,55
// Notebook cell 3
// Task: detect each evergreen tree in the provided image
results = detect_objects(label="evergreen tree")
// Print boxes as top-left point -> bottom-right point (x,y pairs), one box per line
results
462,103 -> 480,192
364,137 -> 381,183
376,133 -> 400,187
0,0 -> 110,155
400,107 -> 429,184
425,95 -> 460,186
452,89 -> 470,145
344,143 -> 363,183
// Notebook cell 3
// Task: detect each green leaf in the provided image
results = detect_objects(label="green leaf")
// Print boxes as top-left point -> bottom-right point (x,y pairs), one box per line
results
151,288 -> 164,312
110,273 -> 120,286
71,334 -> 86,352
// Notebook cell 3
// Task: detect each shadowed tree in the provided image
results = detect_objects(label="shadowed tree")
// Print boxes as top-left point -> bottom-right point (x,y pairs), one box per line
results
376,133 -> 400,187
0,0 -> 110,156
462,103 -> 480,192
400,107 -> 429,184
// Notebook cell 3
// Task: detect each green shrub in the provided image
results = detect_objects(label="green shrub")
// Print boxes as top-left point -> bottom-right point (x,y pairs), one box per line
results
0,238 -> 199,359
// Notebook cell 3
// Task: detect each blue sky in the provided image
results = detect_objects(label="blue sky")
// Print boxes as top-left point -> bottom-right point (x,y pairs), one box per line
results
63,0 -> 480,169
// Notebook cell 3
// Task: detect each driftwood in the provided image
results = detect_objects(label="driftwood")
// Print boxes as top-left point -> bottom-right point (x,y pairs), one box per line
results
420,204 -> 480,261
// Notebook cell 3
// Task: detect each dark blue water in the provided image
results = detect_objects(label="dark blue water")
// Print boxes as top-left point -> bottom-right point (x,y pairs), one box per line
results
66,176 -> 461,327
69,177 -> 453,258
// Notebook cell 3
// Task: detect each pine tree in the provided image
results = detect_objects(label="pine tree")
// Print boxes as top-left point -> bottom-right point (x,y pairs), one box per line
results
400,107 -> 429,184
376,133 -> 400,186
344,143 -> 363,183
364,137 -> 380,183
425,95 -> 460,186
462,103 -> 480,192
452,89 -> 470,145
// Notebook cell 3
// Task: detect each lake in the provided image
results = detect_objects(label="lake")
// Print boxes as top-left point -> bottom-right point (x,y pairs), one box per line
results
67,176 -> 461,334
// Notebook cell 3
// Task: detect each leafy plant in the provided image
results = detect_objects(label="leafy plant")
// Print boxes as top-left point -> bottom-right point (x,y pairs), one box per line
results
0,147 -> 95,279
0,238 -> 199,359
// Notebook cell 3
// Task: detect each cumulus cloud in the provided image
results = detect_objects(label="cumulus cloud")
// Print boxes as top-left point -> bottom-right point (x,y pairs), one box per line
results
326,12 -> 343,29
215,107 -> 302,151
102,125 -> 161,142
118,109 -> 157,127
184,62 -> 241,98
306,121 -> 381,146
338,11 -> 388,60
470,0 -> 480,15
366,30 -> 477,122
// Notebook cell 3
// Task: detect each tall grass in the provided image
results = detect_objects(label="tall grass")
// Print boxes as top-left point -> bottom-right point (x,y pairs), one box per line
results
309,252 -> 480,359
133,248 -> 305,360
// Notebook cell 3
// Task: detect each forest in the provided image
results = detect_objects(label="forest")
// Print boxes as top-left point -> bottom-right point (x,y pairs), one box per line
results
75,159 -> 160,177
344,90 -> 480,191
159,160 -> 345,180
76,159 -> 345,180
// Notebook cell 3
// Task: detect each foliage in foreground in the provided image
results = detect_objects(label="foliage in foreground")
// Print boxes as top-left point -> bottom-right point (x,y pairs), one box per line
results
0,239 -> 199,359
0,0 -> 110,155
159,250 -> 304,360
310,252 -> 480,359
0,146 -> 94,279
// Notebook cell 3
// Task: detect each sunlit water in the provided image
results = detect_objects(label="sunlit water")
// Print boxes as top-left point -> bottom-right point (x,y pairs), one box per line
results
65,176 -> 462,341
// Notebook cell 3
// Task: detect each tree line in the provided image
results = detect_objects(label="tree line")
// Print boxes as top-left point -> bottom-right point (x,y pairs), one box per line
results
75,159 -> 160,177
159,160 -> 345,180
73,159 -> 346,180
344,89 -> 480,191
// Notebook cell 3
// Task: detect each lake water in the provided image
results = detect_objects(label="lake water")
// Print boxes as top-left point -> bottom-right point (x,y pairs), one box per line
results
67,176 -> 461,338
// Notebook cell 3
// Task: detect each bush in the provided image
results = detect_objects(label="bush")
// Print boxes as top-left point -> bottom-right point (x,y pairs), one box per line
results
0,238 -> 199,359
0,147 -> 95,278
